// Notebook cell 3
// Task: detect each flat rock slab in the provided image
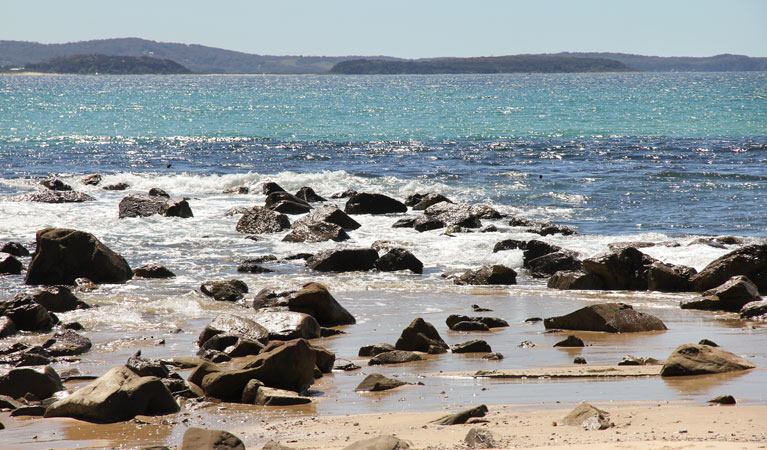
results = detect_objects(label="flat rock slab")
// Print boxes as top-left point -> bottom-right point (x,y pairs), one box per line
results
469,365 -> 662,379
354,373 -> 408,392
432,404 -> 488,425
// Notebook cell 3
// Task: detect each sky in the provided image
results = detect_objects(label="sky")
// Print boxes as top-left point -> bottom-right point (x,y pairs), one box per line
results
3,0 -> 767,58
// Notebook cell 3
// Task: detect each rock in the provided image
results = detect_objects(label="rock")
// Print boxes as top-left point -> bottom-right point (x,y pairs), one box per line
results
464,427 -> 497,449
527,251 -> 581,278
0,316 -> 17,338
20,190 -> 95,203
252,288 -> 292,309
239,378 -> 264,404
368,351 -> 423,366
392,218 -> 416,228
647,262 -> 697,292
262,181 -> 286,195
0,365 -> 63,399
1,242 -> 30,257
236,207 -> 291,234
358,343 -> 396,357
283,222 -> 349,243
344,193 -> 407,215
133,264 -> 176,279
553,335 -> 584,347
269,199 -> 312,215
295,187 -> 326,203
354,373 -> 407,392
256,386 -> 312,405
472,304 -> 492,312
179,427 -> 245,450
200,279 -> 248,302
432,404 -> 488,425
0,295 -> 55,331
288,282 -> 355,326
423,203 -> 483,228
574,356 -> 588,364
690,244 -> 767,292
118,194 -> 193,219
374,248 -> 423,274
294,205 -> 361,230
148,188 -> 170,198
699,339 -> 719,347
522,240 -> 562,266
485,352 -> 505,361
126,355 -> 171,378
262,441 -> 295,450
252,311 -> 321,340
405,193 -> 427,207
81,174 -> 102,186
40,178 -> 72,191
708,395 -> 736,405
223,186 -> 249,194
413,215 -> 446,232
331,189 -> 357,199
395,318 -> 448,353
11,405 -> 47,417
618,355 -> 661,366
530,223 -> 578,236
43,330 -> 92,356
692,275 -> 761,312
14,286 -> 88,313
74,277 -> 98,292
445,315 -> 508,330
307,248 -> 379,272
452,340 -> 492,353
0,255 -> 23,275
412,193 -> 452,210
561,403 -> 611,430
493,239 -> 526,253
25,228 -> 133,285
547,271 -> 605,290
199,333 -> 264,358
0,395 -> 23,410
455,265 -> 517,285
740,299 -> 767,318
582,247 -> 657,290
450,321 -> 489,331
660,344 -> 756,376
198,314 -> 270,349
237,260 -> 274,273
342,435 -> 410,450
544,303 -> 667,333
103,182 -> 129,191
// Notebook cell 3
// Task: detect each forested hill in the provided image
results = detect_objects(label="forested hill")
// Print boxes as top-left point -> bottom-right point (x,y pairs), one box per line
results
23,54 -> 192,74
328,55 -> 632,74
556,52 -> 767,72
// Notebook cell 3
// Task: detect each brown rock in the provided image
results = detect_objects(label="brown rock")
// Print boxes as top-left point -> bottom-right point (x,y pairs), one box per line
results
660,344 -> 756,376
288,282 -> 355,326
180,427 -> 245,450
544,303 -> 667,333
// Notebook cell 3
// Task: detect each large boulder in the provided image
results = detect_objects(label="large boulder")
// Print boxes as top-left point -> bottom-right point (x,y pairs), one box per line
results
287,282 -> 355,326
252,311 -> 321,340
374,248 -> 423,274
306,248 -> 379,272
16,286 -> 89,312
0,365 -> 63,399
282,222 -> 349,243
660,344 -> 756,376
25,228 -> 133,285
293,205 -> 361,230
647,262 -> 696,292
690,244 -> 767,292
582,247 -> 657,291
344,193 -> 407,215
235,207 -> 291,234
0,294 -> 56,331
179,428 -> 245,450
543,303 -> 667,333
526,251 -> 581,278
198,314 -> 270,349
45,365 -> 179,423
455,265 -> 517,285
681,275 -> 761,312
395,318 -> 448,353
118,194 -> 193,219
547,271 -> 604,290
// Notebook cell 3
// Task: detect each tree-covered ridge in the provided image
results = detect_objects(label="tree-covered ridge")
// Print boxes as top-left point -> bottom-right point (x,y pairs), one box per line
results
23,54 -> 192,74
329,55 -> 632,74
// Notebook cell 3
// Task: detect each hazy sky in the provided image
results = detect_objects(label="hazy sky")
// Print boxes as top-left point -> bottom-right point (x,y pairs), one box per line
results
3,0 -> 767,58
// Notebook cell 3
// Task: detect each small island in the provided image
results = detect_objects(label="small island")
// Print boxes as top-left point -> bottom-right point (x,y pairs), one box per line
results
21,54 -> 192,74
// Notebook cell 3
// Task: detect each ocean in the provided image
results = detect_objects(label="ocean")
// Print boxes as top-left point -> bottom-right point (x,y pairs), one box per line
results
1,73 -> 766,445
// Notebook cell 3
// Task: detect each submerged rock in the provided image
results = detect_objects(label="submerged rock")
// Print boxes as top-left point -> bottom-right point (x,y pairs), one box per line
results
0,255 -> 23,275
133,264 -> 176,279
455,265 -> 517,285
344,193 -> 407,215
200,279 -> 248,302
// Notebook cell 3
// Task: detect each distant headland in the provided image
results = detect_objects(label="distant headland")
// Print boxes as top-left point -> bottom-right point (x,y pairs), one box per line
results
1,38 -> 766,74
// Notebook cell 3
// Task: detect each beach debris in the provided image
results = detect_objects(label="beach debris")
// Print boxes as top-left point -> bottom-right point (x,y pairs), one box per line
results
359,343 -> 396,357
118,193 -> 193,218
295,186 -> 327,203
689,244 -> 767,292
25,228 -> 133,285
452,339 -> 492,354
1,241 -> 30,257
543,303 -> 667,333
464,427 -> 498,449
341,435 -> 411,450
374,248 -> 423,274
395,318 -> 448,353
200,279 -> 248,302
236,207 -> 291,234
0,255 -> 23,275
660,344 -> 756,376
344,192 -> 407,215
45,365 -> 179,423
307,248 -> 379,272
553,335 -> 584,347
133,263 -> 176,279
0,365 -> 63,400
288,282 -> 355,326
368,350 -> 423,366
454,264 -> 517,286
294,204 -> 361,230
708,394 -> 736,405
179,427 -> 245,450
561,403 -> 612,430
252,311 -> 321,341
432,404 -> 488,425
682,275 -> 761,312
354,373 -> 408,392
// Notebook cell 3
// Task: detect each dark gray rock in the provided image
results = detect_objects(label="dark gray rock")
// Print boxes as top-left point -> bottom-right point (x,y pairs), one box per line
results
354,373 -> 407,392
236,207 -> 291,234
368,350 -> 423,366
283,222 -> 349,243
544,303 -> 667,333
412,193 -> 452,210
0,295 -> 55,331
547,271 -> 605,290
0,365 -> 63,399
527,251 -> 581,278
358,343 -> 396,357
237,260 -> 274,273
423,203 -> 484,228
25,228 -> 133,285
455,265 -> 517,285
395,318 -> 448,353
81,174 -> 102,186
522,240 -> 562,266
493,239 -> 526,253
740,299 -> 767,318
295,186 -> 326,203
307,248 -> 379,272
1,242 -> 30,257
103,182 -> 129,191
375,248 -> 423,274
708,395 -> 736,405
331,189 -> 357,199
452,340 -> 492,353
126,355 -> 171,378
293,205 -> 361,230
269,199 -> 312,215
0,255 -> 23,275
262,181 -> 286,195
345,193 -> 407,215
40,178 -> 72,191
18,286 -> 89,313
582,247 -> 657,291
198,314 -> 270,349
252,311 -> 321,340
413,215 -> 446,232
20,190 -> 95,203
288,282 -> 355,326
553,335 -> 584,347
445,315 -> 508,330
450,321 -> 489,331
133,264 -> 176,279
0,316 -> 17,338
118,194 -> 193,219
392,218 -> 416,228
